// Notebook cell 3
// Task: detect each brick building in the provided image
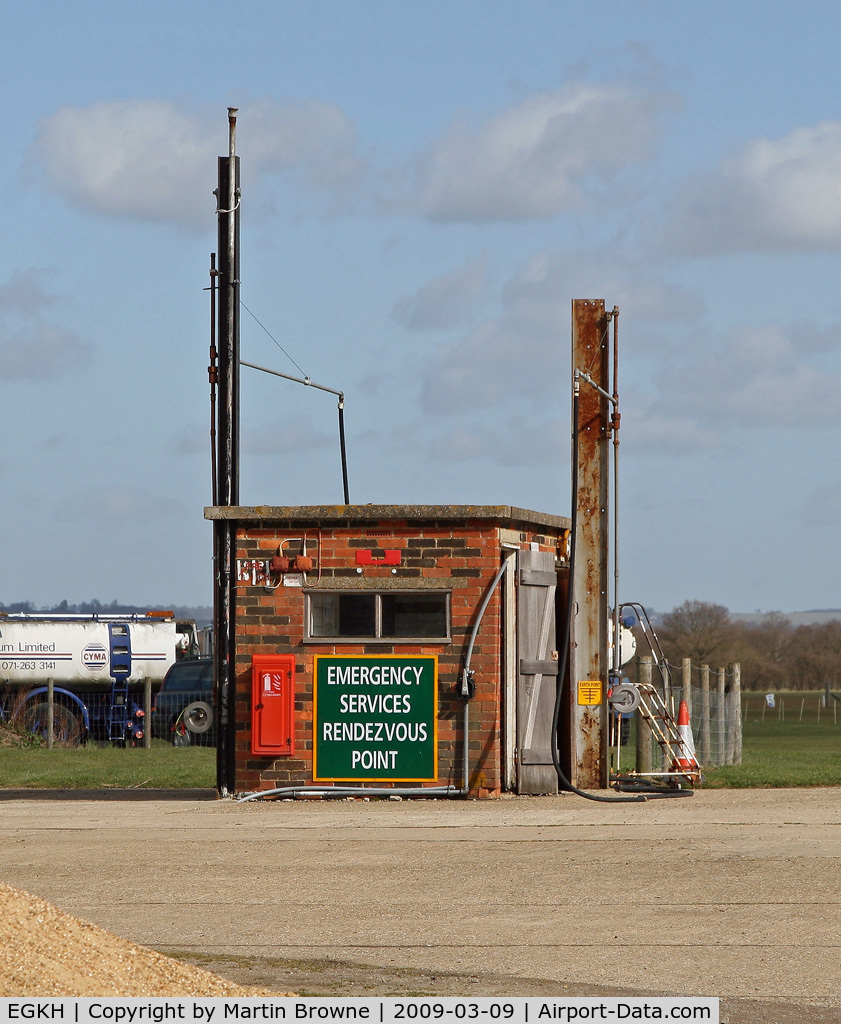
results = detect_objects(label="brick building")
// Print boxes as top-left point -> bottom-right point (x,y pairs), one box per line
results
206,504 -> 570,797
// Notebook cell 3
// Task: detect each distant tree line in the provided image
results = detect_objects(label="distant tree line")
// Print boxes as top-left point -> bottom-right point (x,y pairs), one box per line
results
655,600 -> 841,692
0,599 -> 212,626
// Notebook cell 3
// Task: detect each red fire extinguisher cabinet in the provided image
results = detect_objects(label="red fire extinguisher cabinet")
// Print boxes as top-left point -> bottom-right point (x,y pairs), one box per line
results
251,653 -> 295,756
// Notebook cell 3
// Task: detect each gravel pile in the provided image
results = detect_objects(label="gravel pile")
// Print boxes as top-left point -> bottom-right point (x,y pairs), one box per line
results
0,880 -> 283,997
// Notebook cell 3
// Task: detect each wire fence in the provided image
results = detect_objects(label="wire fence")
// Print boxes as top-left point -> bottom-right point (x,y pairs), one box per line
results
630,656 -> 742,769
742,691 -> 841,725
1,685 -> 216,748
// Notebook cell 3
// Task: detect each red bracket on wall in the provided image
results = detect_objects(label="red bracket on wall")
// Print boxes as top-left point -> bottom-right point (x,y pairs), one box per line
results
355,549 -> 402,566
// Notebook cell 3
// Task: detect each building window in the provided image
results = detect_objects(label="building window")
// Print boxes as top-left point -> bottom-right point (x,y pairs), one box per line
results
307,592 -> 450,642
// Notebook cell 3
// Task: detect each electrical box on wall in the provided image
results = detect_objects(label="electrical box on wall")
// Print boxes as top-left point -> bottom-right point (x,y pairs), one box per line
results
251,653 -> 295,756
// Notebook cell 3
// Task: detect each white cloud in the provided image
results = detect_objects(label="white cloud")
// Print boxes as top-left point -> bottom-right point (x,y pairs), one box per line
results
620,408 -> 722,455
412,83 -> 672,222
392,255 -> 488,331
503,249 -> 703,327
30,99 -> 364,230
174,425 -> 211,457
413,250 -> 841,461
665,121 -> 841,254
0,269 -> 62,315
242,416 -> 334,455
62,485 -> 183,529
420,318 -> 546,413
0,271 -> 91,381
424,417 -> 564,466
645,323 -> 841,439
418,247 -> 703,413
246,100 -> 364,191
0,322 -> 92,380
30,86 -> 667,231
800,481 -> 841,528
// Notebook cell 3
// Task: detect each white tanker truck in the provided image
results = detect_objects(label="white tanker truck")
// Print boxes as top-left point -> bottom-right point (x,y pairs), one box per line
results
0,612 -> 199,745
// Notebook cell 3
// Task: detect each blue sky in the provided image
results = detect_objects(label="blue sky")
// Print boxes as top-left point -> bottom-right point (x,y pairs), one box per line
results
2,1 -> 841,614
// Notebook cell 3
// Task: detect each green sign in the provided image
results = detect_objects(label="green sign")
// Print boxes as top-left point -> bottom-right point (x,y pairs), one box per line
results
313,655 -> 438,781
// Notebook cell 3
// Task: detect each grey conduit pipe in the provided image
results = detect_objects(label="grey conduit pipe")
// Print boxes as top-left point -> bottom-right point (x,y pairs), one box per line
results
238,785 -> 462,802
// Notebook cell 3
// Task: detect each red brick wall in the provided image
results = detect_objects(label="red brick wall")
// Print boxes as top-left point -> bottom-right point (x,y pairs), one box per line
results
232,517 -> 564,796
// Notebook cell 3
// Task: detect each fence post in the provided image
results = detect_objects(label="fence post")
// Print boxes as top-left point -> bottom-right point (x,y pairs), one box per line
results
682,657 -> 692,713
144,677 -> 152,750
699,664 -> 710,765
46,678 -> 54,750
731,663 -> 741,765
636,656 -> 652,774
716,667 -> 726,766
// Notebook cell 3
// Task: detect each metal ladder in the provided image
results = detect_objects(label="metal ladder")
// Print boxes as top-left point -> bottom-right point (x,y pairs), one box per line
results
612,602 -> 700,788
633,681 -> 700,784
107,679 -> 129,745
107,623 -> 132,746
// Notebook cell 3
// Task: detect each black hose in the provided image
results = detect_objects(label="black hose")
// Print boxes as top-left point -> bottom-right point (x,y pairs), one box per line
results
338,399 -> 350,504
551,381 -> 646,804
612,779 -> 694,797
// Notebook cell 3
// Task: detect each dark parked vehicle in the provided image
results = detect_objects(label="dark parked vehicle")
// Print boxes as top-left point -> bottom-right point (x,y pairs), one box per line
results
151,658 -> 215,746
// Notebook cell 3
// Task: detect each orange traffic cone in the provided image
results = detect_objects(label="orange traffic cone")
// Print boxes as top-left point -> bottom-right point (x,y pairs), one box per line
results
672,699 -> 699,769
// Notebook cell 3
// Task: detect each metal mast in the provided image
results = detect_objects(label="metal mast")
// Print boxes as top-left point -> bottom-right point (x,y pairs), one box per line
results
214,108 -> 240,797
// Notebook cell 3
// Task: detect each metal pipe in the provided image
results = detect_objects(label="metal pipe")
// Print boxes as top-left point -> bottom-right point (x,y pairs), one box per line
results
240,359 -> 343,398
621,601 -> 672,702
219,110 -> 240,508
338,398 -> 350,504
209,253 -> 218,507
461,560 -> 510,694
459,557 -> 511,790
574,369 -> 615,405
214,109 -> 241,798
228,106 -> 237,162
611,306 -> 620,677
240,359 -> 350,504
238,785 -> 464,803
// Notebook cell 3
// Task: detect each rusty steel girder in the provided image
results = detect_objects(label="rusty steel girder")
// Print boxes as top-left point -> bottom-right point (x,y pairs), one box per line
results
570,299 -> 610,789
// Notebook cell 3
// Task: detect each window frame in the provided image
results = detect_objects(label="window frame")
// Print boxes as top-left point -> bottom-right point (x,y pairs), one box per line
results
304,590 -> 451,644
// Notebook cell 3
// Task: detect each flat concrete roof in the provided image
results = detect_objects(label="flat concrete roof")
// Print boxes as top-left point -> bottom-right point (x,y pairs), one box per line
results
204,504 -> 570,530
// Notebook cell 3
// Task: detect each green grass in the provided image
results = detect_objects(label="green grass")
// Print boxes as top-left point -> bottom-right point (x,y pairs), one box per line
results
702,690 -> 841,788
2,689 -> 840,790
702,719 -> 841,787
0,742 -> 215,789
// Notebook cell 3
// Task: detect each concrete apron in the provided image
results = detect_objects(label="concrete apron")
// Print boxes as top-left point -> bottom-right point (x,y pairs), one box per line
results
0,789 -> 838,1014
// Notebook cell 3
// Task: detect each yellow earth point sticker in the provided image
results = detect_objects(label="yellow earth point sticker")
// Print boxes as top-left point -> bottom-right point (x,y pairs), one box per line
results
577,680 -> 602,705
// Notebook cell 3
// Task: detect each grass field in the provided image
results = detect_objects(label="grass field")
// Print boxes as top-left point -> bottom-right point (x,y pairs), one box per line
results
703,718 -> 841,787
1,690 -> 838,790
702,690 -> 841,787
0,742 -> 215,789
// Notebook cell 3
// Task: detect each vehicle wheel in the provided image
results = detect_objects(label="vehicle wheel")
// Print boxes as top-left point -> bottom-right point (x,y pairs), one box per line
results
183,701 -> 213,734
19,702 -> 83,746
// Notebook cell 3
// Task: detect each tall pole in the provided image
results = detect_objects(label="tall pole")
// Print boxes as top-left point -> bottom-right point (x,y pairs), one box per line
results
570,299 -> 610,788
214,108 -> 240,797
